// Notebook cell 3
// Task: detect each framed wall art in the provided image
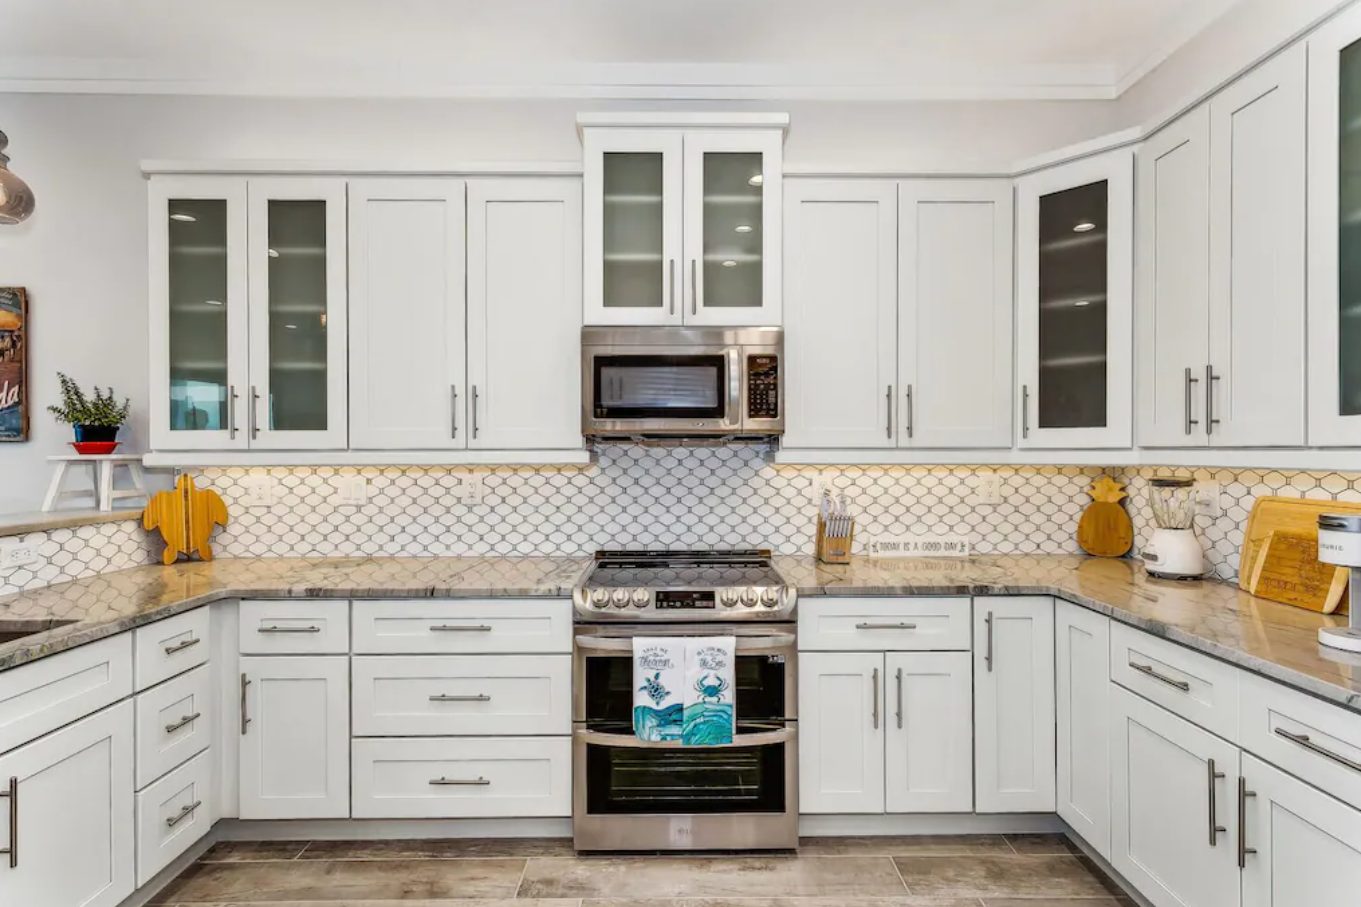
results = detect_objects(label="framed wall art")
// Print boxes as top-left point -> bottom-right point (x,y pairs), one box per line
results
0,287 -> 28,441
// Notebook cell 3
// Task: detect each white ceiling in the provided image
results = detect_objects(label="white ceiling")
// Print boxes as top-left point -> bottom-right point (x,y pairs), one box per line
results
1,0 -> 1244,100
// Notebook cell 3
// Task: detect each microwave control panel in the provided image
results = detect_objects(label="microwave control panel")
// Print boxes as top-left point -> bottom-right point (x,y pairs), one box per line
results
747,355 -> 780,420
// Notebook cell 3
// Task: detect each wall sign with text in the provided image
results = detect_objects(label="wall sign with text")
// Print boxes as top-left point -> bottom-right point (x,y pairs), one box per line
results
0,287 -> 27,442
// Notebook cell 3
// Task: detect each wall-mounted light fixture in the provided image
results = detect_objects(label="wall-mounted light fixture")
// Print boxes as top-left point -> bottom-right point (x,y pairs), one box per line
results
0,131 -> 35,225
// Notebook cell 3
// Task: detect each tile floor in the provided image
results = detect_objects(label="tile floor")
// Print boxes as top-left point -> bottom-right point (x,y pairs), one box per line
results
151,835 -> 1132,906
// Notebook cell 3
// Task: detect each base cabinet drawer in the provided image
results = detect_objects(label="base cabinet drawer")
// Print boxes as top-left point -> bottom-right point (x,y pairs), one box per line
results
352,599 -> 572,654
352,655 -> 571,736
1111,620 -> 1240,742
135,664 -> 212,789
239,600 -> 349,654
135,750 -> 213,887
797,598 -> 971,651
1240,671 -> 1361,807
0,634 -> 133,754
352,736 -> 571,818
134,607 -> 210,691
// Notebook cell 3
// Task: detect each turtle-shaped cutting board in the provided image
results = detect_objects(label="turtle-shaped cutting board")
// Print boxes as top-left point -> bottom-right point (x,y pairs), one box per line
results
1077,476 -> 1134,558
143,474 -> 229,565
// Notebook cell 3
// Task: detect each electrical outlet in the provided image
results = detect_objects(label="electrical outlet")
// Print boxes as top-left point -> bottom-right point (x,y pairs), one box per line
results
969,472 -> 1003,506
458,473 -> 483,506
1195,480 -> 1222,519
334,475 -> 367,507
240,475 -> 277,508
0,542 -> 41,570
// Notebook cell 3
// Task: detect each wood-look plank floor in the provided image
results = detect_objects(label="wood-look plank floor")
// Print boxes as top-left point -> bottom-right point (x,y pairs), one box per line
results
153,834 -> 1131,906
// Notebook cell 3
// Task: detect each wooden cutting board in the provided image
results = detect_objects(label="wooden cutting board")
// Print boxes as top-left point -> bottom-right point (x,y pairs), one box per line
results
1238,496 -> 1361,610
1246,529 -> 1350,613
1076,476 -> 1134,557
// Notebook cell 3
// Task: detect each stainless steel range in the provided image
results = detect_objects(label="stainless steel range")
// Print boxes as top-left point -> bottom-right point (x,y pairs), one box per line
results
572,550 -> 798,852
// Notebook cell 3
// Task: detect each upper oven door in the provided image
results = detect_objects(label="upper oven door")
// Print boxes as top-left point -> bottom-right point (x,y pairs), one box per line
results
583,345 -> 741,435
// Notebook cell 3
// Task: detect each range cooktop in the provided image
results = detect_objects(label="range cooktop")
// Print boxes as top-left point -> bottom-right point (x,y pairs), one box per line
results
572,549 -> 795,621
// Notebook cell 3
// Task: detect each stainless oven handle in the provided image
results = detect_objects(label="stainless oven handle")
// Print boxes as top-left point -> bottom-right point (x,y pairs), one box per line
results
574,634 -> 795,653
574,726 -> 795,750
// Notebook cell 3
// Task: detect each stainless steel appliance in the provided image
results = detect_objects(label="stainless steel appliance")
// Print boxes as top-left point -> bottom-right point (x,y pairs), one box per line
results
572,549 -> 797,851
581,327 -> 783,441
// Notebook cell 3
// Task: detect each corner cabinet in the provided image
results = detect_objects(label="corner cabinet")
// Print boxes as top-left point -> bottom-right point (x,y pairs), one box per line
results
149,175 -> 348,451
1016,150 -> 1134,450
582,125 -> 783,326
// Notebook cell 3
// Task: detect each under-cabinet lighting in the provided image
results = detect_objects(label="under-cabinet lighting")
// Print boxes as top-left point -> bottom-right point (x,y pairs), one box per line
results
735,224 -> 753,233
1073,221 -> 1096,233
170,213 -> 197,223
748,174 -> 763,187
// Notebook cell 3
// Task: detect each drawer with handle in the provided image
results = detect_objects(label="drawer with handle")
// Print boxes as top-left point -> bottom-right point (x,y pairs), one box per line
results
134,607 -> 210,690
134,749 -> 213,886
0,633 -> 133,754
352,599 -> 572,654
239,600 -> 349,654
351,735 -> 571,818
352,655 -> 571,736
797,597 -> 971,651
134,664 -> 212,789
1239,671 -> 1361,806
1110,621 -> 1241,741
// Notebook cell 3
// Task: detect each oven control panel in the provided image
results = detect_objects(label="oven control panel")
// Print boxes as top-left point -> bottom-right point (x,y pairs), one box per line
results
747,355 -> 780,420
656,590 -> 715,609
573,586 -> 795,620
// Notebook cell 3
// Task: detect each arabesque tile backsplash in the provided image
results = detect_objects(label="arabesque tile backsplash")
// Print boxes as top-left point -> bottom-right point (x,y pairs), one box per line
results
2,446 -> 1359,596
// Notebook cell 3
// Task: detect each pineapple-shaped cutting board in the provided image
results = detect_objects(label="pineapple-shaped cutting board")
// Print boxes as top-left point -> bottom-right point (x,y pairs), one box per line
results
143,474 -> 229,565
1077,476 -> 1134,558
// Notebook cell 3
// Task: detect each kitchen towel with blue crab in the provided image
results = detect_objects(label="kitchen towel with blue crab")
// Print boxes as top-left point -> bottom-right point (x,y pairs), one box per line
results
633,637 -> 684,741
682,636 -> 735,745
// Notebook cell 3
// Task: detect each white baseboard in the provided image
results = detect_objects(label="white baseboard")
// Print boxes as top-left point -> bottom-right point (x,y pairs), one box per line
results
799,812 -> 1063,836
217,816 -> 574,841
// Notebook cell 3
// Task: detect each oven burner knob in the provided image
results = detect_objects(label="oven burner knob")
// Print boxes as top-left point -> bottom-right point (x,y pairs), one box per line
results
611,589 -> 630,608
759,588 -> 780,607
740,587 -> 759,606
631,589 -> 650,608
719,589 -> 739,607
590,588 -> 609,607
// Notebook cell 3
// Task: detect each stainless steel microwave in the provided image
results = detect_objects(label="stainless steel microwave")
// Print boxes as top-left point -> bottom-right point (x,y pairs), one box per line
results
581,326 -> 783,441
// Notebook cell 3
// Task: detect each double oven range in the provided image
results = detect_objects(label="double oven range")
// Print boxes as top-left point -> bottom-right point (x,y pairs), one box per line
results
571,549 -> 797,851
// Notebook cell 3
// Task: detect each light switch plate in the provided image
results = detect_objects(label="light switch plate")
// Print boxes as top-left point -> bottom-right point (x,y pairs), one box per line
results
1195,480 -> 1221,519
240,475 -> 276,508
455,473 -> 483,506
334,475 -> 367,507
969,473 -> 1003,506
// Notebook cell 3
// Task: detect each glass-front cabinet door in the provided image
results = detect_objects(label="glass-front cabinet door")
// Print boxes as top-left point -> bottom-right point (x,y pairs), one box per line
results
1016,149 -> 1133,449
148,176 -> 249,450
245,178 -> 348,449
1309,6 -> 1361,446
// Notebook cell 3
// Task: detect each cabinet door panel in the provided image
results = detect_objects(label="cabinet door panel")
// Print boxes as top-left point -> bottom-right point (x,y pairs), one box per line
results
238,656 -> 349,819
783,180 -> 898,449
899,181 -> 1013,449
1110,684 -> 1239,907
974,597 -> 1055,813
0,702 -> 134,907
1055,600 -> 1110,859
1136,107 -> 1212,449
885,652 -> 972,813
349,179 -> 467,449
467,178 -> 583,449
798,652 -> 884,814
1208,46 -> 1307,448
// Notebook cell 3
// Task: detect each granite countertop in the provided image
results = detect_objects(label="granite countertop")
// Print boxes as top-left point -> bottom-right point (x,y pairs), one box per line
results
1,553 -> 1359,715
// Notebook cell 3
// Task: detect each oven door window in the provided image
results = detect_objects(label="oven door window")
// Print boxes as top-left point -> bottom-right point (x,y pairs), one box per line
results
585,741 -> 786,815
592,355 -> 726,420
582,652 -> 787,729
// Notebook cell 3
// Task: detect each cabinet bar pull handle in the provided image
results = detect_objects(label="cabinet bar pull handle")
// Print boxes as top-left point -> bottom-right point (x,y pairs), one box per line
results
165,712 -> 202,734
895,667 -> 904,730
430,776 -> 491,786
249,385 -> 261,439
166,800 -> 203,828
1237,775 -> 1257,868
984,611 -> 994,672
871,667 -> 880,730
1206,364 -> 1221,436
228,385 -> 239,440
258,625 -> 321,634
904,385 -> 914,439
163,637 -> 201,655
855,622 -> 918,630
471,385 -> 480,439
1207,757 -> 1226,846
1274,727 -> 1361,773
1021,385 -> 1030,439
1129,661 -> 1191,692
691,259 -> 698,315
430,624 -> 493,632
885,385 -> 893,439
669,259 -> 676,315
429,693 -> 491,702
450,385 -> 458,439
0,776 -> 16,868
240,673 -> 251,735
1184,367 -> 1201,435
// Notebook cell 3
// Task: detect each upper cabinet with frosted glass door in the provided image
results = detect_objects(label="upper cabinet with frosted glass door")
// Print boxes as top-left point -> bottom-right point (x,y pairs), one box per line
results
1310,6 -> 1361,446
1015,149 -> 1134,449
581,115 -> 785,326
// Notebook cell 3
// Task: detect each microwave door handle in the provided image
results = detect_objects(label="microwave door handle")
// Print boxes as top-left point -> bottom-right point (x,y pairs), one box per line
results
728,347 -> 742,428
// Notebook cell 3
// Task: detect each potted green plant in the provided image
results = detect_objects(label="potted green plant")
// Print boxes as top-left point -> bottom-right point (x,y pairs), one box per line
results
46,372 -> 131,453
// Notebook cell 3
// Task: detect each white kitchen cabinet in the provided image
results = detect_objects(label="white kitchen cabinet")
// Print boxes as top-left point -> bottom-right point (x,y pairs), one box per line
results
466,178 -> 583,450
348,178 -> 468,449
582,126 -> 782,327
798,651 -> 885,814
1206,47 -> 1307,448
1136,106 -> 1212,448
245,178 -> 348,449
898,180 -> 1013,449
783,179 -> 899,449
1016,149 -> 1134,449
1240,752 -> 1361,907
1309,5 -> 1361,446
974,597 -> 1055,813
1054,600 -> 1110,859
1110,684 -> 1240,907
238,656 -> 349,819
0,702 -> 134,907
884,652 -> 973,813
